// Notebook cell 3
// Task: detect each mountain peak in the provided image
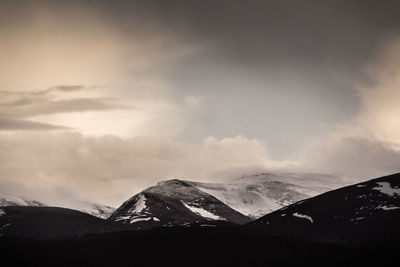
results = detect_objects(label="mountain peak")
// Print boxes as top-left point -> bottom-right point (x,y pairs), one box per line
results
109,179 -> 251,229
155,179 -> 189,187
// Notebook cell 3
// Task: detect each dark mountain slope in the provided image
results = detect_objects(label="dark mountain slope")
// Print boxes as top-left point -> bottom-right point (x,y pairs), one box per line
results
244,172 -> 400,246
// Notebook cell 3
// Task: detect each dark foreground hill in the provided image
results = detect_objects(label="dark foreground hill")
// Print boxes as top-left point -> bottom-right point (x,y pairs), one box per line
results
0,206 -> 127,239
1,226 -> 398,267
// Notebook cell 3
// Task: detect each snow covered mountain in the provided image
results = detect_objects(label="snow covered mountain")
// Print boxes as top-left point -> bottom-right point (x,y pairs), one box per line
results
0,193 -> 44,207
244,172 -> 400,245
0,193 -> 115,219
109,179 -> 251,229
187,172 -> 343,218
77,202 -> 116,219
109,172 -> 343,228
0,171 -> 342,224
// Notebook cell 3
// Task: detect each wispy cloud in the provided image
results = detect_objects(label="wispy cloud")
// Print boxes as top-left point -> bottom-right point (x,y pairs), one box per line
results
0,118 -> 71,131
51,85 -> 86,92
0,96 -> 128,118
0,85 -> 129,130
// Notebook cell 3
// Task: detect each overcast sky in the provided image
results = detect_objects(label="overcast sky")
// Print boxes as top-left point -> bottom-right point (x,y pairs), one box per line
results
1,0 -> 400,207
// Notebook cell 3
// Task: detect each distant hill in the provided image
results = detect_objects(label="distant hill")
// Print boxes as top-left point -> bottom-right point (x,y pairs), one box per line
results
0,206 -> 126,239
0,193 -> 115,219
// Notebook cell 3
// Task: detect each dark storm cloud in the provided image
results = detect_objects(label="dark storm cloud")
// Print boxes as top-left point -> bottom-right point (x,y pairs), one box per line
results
14,0 -> 398,158
84,0 -> 400,77
71,0 -> 400,157
9,0 -> 400,72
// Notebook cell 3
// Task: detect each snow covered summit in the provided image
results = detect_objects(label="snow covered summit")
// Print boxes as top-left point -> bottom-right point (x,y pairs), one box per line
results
187,172 -> 343,219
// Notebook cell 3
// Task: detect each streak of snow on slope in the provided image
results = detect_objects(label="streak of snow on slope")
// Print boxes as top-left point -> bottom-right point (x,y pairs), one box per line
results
115,215 -> 132,222
128,194 -> 147,213
293,212 -> 313,223
182,202 -> 224,220
377,205 -> 400,210
372,182 -> 400,197
200,224 -> 216,227
131,217 -> 152,223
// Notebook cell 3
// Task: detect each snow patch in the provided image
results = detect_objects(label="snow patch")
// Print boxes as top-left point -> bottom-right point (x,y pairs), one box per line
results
192,183 -> 285,218
372,182 -> 400,197
356,184 -> 367,188
115,215 -> 132,222
153,217 -> 160,222
292,212 -> 313,223
130,217 -> 151,223
129,194 -> 147,213
0,209 -> 5,216
182,202 -> 224,221
376,205 -> 400,211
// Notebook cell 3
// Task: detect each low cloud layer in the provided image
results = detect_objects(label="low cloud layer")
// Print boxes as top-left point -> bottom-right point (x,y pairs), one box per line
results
0,132 -> 292,206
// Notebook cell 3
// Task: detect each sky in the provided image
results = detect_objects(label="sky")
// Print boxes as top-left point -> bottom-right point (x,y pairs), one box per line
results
1,0 -> 400,207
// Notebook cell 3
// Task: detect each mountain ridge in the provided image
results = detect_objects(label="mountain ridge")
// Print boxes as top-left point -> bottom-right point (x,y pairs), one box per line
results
243,172 -> 400,246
